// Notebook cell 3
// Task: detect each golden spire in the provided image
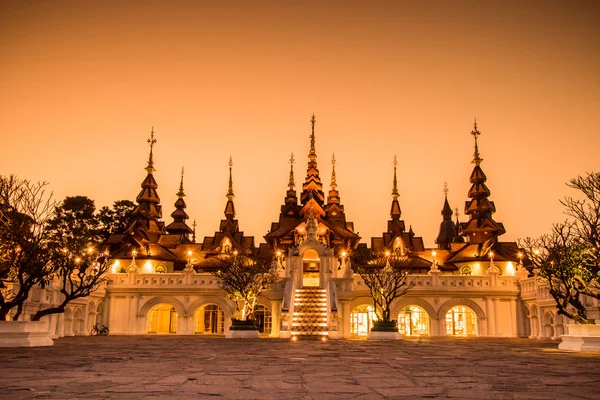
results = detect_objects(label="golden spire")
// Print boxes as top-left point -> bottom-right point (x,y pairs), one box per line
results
443,181 -> 449,198
471,118 -> 483,166
309,113 -> 317,161
192,219 -> 197,243
330,153 -> 337,191
288,152 -> 295,191
176,167 -> 185,197
146,127 -> 157,172
227,156 -> 234,199
392,155 -> 399,199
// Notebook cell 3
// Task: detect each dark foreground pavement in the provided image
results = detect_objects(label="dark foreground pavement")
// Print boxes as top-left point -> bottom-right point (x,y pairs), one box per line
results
1,336 -> 599,399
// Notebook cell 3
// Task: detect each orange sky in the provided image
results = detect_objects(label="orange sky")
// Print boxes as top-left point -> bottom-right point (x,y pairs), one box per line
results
1,1 -> 599,247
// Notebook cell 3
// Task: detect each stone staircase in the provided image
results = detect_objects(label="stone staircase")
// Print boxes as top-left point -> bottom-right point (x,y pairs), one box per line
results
291,288 -> 328,337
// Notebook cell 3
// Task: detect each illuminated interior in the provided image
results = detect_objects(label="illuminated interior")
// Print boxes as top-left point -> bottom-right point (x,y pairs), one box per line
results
302,249 -> 320,287
351,305 -> 377,336
398,306 -> 430,336
147,304 -> 178,334
446,306 -> 477,336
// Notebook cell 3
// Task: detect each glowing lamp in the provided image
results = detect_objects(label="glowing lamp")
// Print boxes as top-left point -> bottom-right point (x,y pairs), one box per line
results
341,251 -> 347,257
432,251 -> 437,258
187,250 -> 192,256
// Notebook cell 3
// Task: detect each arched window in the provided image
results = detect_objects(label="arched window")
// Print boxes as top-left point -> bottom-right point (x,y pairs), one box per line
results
460,266 -> 472,276
148,304 -> 178,334
253,305 -> 272,335
446,306 -> 477,336
194,304 -> 225,334
155,265 -> 166,274
350,305 -> 376,336
398,306 -> 430,336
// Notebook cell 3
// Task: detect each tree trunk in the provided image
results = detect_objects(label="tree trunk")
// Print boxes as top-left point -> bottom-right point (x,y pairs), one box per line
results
32,304 -> 66,321
13,303 -> 23,321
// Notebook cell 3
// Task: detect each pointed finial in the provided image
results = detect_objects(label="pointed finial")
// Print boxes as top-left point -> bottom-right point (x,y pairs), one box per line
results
392,155 -> 399,199
471,118 -> 483,166
192,219 -> 197,243
288,152 -> 295,190
146,127 -> 157,171
227,156 -> 234,199
330,153 -> 337,191
176,166 -> 185,197
309,114 -> 317,161
455,206 -> 460,219
443,181 -> 449,198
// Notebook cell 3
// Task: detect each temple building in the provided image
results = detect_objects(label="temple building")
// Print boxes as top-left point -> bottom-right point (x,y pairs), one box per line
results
21,117 -> 576,341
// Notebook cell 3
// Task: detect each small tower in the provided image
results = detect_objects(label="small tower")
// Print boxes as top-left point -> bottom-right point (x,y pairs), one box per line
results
325,153 -> 345,218
128,127 -> 165,239
220,156 -> 239,234
300,114 -> 326,211
435,182 -> 456,250
165,167 -> 193,242
460,120 -> 506,244
388,156 -> 404,236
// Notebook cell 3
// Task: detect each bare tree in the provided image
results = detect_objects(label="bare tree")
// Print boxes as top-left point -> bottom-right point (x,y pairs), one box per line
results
0,175 -> 56,321
211,252 -> 280,321
521,223 -> 593,324
351,247 -> 415,324
521,172 -> 600,324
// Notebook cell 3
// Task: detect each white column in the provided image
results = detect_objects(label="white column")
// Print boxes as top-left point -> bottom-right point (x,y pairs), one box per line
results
270,301 -> 281,338
509,299 -> 518,337
493,298 -> 500,337
484,297 -> 494,337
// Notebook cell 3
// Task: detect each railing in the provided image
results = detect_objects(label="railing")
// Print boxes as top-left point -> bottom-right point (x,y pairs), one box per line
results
327,280 -> 338,313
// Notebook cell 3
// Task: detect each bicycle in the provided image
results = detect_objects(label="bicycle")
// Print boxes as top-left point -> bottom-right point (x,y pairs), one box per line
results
90,323 -> 109,336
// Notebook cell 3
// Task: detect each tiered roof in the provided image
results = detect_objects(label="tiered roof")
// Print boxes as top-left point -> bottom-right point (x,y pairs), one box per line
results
264,115 -> 361,255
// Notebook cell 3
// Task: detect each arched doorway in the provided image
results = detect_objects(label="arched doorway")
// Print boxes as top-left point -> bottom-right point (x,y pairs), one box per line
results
544,313 -> 555,338
351,305 -> 376,336
398,306 -> 430,336
446,306 -> 477,336
195,304 -> 225,334
148,304 -> 178,334
253,305 -> 272,335
302,249 -> 320,287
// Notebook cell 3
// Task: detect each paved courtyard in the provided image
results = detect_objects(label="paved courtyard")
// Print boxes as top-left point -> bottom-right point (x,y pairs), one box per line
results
1,336 -> 599,400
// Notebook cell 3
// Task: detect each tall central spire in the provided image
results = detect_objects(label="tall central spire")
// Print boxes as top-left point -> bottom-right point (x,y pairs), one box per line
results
392,155 -> 399,200
224,156 -> 235,219
390,155 -> 401,220
288,153 -> 295,191
147,127 -> 157,173
461,120 -> 505,243
301,113 -> 325,209
309,113 -> 317,161
131,127 -> 164,236
471,119 -> 483,166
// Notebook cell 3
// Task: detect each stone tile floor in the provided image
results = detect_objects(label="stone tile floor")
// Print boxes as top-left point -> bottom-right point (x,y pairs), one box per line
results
1,336 -> 599,399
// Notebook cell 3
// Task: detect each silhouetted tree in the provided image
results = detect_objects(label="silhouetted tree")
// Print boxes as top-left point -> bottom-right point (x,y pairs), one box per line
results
351,247 -> 415,324
521,172 -> 600,324
0,175 -> 56,321
32,196 -> 111,321
211,253 -> 280,321
98,200 -> 136,239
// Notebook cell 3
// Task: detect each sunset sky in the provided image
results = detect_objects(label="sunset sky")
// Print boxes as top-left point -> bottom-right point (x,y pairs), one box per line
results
1,1 -> 598,247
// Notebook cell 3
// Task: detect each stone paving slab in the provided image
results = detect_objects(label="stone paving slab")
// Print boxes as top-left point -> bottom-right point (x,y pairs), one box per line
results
0,336 -> 599,399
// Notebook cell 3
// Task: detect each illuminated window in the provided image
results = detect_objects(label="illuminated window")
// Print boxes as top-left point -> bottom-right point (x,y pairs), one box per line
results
351,305 -> 377,336
460,266 -> 472,276
398,306 -> 429,336
195,304 -> 225,334
148,304 -> 177,334
155,265 -> 166,274
446,306 -> 477,336
253,305 -> 272,335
